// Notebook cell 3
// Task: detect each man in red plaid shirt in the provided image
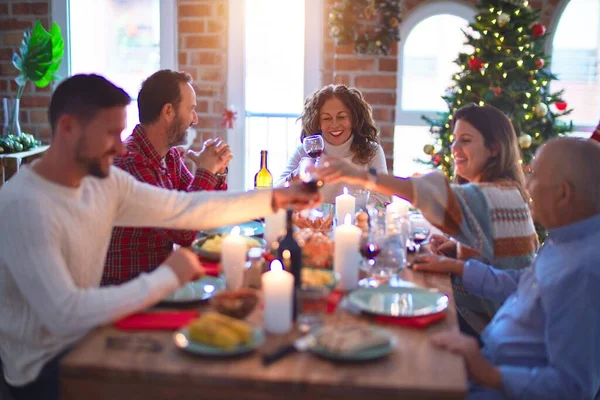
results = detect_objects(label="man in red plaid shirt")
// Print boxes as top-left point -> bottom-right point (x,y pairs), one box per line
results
102,70 -> 232,285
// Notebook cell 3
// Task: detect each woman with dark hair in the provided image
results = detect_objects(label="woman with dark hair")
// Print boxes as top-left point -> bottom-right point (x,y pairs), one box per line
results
317,104 -> 538,334
276,84 -> 388,203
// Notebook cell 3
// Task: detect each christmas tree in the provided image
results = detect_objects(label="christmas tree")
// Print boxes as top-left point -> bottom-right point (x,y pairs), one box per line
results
422,0 -> 573,177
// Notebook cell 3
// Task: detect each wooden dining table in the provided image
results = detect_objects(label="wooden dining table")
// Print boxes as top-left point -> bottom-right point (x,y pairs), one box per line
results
60,268 -> 467,400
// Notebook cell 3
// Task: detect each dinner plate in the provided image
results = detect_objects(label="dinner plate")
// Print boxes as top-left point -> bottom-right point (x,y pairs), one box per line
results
347,286 -> 449,317
192,236 -> 266,261
161,276 -> 225,304
199,220 -> 264,238
311,326 -> 396,361
173,326 -> 265,357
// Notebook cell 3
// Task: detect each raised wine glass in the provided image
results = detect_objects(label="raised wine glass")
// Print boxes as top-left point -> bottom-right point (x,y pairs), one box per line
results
303,134 -> 325,165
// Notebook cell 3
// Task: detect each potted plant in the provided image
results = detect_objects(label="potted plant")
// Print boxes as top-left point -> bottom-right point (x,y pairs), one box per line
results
1,21 -> 64,154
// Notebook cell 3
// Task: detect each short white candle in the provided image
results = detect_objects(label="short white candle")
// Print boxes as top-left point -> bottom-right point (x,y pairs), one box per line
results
264,209 -> 286,248
335,187 -> 355,225
386,196 -> 410,218
262,260 -> 294,334
221,226 -> 247,290
334,214 -> 362,290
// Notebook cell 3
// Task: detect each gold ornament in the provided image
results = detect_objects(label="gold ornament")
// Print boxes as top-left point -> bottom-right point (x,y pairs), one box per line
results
375,40 -> 382,47
518,134 -> 532,149
498,13 -> 510,28
390,17 -> 399,27
423,144 -> 435,155
533,103 -> 548,118
329,12 -> 336,22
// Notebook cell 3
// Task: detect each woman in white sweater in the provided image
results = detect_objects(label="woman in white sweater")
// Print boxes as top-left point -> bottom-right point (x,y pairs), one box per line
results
276,84 -> 389,204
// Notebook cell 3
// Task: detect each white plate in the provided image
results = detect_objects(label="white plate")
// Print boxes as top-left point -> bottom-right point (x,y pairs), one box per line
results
161,276 -> 225,304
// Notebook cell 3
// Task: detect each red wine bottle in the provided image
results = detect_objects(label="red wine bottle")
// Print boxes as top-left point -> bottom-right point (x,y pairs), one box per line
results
277,209 -> 302,321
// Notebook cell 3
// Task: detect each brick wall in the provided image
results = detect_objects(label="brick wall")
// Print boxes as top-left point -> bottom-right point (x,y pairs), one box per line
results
322,0 -> 562,171
177,0 -> 228,149
0,0 -> 53,140
0,0 -> 567,161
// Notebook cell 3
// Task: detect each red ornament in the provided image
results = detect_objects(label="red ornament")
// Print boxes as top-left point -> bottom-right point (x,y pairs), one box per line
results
535,58 -> 545,69
554,101 -> 567,111
468,57 -> 485,71
492,86 -> 503,97
432,154 -> 441,165
221,108 -> 237,129
531,23 -> 546,38
591,121 -> 600,142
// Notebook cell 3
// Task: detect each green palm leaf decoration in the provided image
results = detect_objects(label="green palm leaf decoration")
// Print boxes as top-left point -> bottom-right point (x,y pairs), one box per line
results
11,21 -> 64,100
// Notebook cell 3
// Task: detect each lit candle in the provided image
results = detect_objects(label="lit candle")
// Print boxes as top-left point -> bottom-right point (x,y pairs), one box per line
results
386,196 -> 410,235
335,187 -> 355,225
264,209 -> 286,248
386,196 -> 410,218
221,226 -> 247,290
334,214 -> 362,290
262,260 -> 294,334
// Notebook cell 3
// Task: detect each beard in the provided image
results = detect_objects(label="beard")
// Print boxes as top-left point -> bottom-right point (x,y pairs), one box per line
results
74,139 -> 111,179
167,115 -> 189,147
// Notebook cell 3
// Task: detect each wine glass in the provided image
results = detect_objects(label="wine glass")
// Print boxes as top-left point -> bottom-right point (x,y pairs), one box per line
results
409,213 -> 431,252
303,134 -> 325,164
359,215 -> 387,287
298,158 -> 322,193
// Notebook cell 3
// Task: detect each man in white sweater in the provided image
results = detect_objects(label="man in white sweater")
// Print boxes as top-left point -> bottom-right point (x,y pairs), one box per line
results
0,74 -> 320,400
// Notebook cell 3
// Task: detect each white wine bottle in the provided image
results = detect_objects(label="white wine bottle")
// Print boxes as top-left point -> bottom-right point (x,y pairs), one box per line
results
254,150 -> 273,188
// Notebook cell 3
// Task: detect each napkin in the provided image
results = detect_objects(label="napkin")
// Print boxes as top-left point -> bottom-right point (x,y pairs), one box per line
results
199,260 -> 220,277
325,288 -> 446,328
374,312 -> 446,328
326,289 -> 345,314
114,311 -> 199,331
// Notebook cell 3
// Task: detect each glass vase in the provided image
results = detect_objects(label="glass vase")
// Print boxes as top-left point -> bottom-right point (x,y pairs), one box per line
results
2,98 -> 22,138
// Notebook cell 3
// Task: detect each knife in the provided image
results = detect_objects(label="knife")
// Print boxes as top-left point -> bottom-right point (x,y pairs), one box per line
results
262,334 -> 316,366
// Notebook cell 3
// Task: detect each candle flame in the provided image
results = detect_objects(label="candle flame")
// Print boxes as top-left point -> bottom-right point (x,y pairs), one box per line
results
343,187 -> 348,195
230,226 -> 241,236
270,259 -> 283,272
344,213 -> 351,225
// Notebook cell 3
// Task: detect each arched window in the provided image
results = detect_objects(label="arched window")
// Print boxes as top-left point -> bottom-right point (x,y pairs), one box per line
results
394,2 -> 475,177
551,0 -> 600,135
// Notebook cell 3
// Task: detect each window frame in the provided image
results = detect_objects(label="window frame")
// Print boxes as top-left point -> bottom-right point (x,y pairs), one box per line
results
227,0 -> 323,191
547,0 -> 599,134
52,0 -> 178,86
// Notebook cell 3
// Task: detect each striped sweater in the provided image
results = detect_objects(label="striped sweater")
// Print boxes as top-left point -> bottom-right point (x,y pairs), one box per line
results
413,171 -> 538,332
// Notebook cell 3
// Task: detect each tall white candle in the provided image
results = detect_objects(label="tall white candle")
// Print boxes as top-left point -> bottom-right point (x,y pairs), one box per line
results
335,187 -> 355,225
264,209 -> 286,248
334,214 -> 362,290
262,260 -> 294,334
221,226 -> 247,290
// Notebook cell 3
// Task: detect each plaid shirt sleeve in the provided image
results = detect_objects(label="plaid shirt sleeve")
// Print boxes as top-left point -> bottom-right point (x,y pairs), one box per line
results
118,156 -> 197,248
